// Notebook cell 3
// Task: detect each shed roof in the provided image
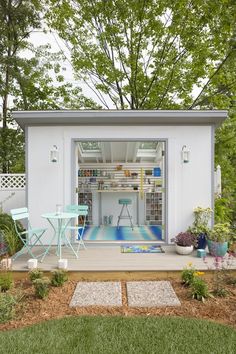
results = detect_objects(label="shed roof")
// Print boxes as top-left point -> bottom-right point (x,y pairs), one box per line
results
13,110 -> 228,129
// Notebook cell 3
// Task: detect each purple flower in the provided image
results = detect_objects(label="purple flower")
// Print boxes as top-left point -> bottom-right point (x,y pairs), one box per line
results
172,232 -> 197,247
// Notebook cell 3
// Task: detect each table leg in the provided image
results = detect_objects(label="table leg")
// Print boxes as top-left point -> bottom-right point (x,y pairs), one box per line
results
58,218 -> 62,259
62,218 -> 78,259
137,193 -> 139,227
40,219 -> 57,262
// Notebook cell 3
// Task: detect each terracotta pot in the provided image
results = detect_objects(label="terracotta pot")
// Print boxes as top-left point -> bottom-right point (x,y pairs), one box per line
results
176,244 -> 194,255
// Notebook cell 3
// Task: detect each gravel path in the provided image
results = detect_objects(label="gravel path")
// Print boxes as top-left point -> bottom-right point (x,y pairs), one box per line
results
70,281 -> 122,307
126,281 -> 181,307
70,280 -> 180,308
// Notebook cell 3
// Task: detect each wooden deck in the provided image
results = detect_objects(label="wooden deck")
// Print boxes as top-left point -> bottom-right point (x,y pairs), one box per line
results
12,245 -> 236,277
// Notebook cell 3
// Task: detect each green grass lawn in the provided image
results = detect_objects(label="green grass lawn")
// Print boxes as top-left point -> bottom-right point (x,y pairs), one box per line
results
0,316 -> 235,354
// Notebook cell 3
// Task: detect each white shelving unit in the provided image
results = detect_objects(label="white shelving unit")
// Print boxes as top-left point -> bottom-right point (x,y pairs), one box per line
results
77,163 -> 165,229
145,192 -> 163,225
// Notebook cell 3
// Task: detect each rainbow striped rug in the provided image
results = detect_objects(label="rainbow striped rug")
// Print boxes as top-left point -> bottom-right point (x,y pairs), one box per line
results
83,225 -> 162,241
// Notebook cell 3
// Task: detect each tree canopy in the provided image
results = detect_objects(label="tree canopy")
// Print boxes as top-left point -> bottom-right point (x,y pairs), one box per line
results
0,0 -> 236,221
0,0 -> 99,173
46,0 -> 236,110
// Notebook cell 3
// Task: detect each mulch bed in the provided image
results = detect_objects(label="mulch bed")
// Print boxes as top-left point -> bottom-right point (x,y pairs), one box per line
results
0,276 -> 236,332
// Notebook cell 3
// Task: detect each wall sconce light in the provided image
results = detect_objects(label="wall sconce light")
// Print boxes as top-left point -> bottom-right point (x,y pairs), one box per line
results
181,145 -> 190,163
50,145 -> 59,163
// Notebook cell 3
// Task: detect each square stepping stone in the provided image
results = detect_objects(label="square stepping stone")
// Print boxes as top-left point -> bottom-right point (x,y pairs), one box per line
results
126,281 -> 181,307
69,281 -> 122,307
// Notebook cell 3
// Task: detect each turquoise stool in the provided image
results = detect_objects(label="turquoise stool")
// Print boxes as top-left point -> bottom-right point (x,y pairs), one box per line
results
117,198 -> 134,230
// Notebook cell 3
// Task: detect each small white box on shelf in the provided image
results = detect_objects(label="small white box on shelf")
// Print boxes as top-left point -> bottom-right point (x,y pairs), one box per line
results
58,259 -> 68,269
27,259 -> 38,269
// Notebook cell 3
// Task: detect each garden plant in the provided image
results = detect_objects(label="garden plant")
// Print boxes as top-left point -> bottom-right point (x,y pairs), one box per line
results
29,269 -> 44,282
188,206 -> 212,248
0,213 -> 24,256
51,269 -> 68,287
191,276 -> 211,302
33,277 -> 50,299
0,272 -> 13,292
0,292 -> 17,324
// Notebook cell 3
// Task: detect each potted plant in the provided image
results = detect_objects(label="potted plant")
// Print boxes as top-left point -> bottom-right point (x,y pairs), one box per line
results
188,207 -> 212,249
207,223 -> 231,257
171,232 -> 197,255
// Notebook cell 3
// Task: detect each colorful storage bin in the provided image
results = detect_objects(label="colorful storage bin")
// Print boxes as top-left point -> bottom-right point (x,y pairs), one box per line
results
197,249 -> 206,258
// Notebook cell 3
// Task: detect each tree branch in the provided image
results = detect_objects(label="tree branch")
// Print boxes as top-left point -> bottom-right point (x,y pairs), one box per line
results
189,50 -> 234,109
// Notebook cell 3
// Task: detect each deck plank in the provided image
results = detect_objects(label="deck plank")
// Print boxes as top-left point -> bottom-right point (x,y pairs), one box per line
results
11,245 -> 236,272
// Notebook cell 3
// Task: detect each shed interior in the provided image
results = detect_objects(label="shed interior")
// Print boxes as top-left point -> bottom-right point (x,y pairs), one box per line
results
76,140 -> 166,242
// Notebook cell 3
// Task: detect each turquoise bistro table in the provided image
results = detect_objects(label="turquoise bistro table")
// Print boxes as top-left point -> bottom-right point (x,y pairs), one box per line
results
41,212 -> 78,262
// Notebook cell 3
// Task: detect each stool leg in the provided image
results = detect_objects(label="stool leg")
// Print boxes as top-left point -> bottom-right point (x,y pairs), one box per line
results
126,204 -> 134,230
117,204 -> 125,229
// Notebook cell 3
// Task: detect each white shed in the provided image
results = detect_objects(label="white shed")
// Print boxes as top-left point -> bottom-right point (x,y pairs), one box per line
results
13,110 -> 227,245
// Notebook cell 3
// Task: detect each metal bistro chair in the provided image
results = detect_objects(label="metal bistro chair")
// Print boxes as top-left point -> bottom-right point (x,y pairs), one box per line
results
10,207 -> 47,261
65,204 -> 88,254
117,198 -> 134,230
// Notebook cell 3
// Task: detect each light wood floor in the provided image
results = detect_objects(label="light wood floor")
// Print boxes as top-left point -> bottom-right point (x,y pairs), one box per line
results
12,245 -> 236,272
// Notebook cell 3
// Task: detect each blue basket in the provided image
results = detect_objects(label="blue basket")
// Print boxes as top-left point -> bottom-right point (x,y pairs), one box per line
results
154,167 -> 161,177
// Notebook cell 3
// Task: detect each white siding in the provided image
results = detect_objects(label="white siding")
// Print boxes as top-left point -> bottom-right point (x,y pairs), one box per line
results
28,125 -> 212,244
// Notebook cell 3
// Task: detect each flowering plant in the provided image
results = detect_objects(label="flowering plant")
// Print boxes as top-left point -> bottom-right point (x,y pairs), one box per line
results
188,206 -> 212,237
208,223 -> 231,243
172,232 -> 197,247
193,207 -> 212,227
181,263 -> 198,285
181,263 -> 208,301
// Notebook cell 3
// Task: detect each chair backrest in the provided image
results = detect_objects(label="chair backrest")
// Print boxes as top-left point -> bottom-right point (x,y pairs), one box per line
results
10,207 -> 29,235
65,204 -> 88,215
10,207 -> 29,221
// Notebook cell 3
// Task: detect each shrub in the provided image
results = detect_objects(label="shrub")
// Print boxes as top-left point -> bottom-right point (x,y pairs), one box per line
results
214,197 -> 232,224
0,293 -> 16,323
51,270 -> 68,287
33,277 -> 50,299
191,277 -> 210,302
29,269 -> 43,282
0,272 -> 13,292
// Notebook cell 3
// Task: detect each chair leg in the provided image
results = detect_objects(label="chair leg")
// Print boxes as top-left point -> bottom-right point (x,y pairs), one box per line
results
80,218 -> 87,249
117,204 -> 125,229
32,232 -> 47,252
64,234 -> 78,259
126,205 -> 134,230
12,242 -> 36,261
40,232 -> 57,262
76,227 -> 86,255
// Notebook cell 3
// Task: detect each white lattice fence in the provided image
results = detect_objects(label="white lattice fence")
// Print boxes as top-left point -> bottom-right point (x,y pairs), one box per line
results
0,174 -> 26,213
0,174 -> 26,190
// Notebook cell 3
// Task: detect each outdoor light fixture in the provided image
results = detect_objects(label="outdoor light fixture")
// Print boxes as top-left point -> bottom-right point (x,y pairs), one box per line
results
181,145 -> 190,163
50,145 -> 59,163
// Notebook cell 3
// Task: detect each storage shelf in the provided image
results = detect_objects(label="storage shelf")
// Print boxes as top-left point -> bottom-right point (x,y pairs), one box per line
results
145,192 -> 163,226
